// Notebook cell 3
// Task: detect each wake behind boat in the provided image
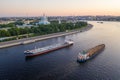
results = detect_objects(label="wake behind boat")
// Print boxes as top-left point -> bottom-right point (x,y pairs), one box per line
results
77,44 -> 105,62
24,40 -> 74,57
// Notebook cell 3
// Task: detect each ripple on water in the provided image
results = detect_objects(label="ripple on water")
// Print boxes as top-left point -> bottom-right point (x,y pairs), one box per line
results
0,21 -> 120,80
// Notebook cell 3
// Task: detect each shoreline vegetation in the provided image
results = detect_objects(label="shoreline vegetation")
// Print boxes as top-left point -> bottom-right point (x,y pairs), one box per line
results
0,22 -> 87,42
0,22 -> 93,49
0,22 -> 87,39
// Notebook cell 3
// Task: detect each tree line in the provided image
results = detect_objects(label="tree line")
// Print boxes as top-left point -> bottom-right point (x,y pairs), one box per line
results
0,22 -> 87,38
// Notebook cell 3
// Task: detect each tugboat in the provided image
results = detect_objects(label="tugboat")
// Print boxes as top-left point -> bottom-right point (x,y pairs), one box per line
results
24,40 -> 74,57
77,44 -> 105,62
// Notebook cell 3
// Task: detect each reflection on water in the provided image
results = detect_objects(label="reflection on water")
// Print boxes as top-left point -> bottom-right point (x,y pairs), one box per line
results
0,21 -> 120,80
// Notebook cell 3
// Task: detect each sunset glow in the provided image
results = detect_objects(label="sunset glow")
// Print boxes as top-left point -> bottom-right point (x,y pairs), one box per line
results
0,0 -> 120,17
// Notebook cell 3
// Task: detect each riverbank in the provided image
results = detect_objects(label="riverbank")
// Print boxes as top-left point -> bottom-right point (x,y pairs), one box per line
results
0,24 -> 93,49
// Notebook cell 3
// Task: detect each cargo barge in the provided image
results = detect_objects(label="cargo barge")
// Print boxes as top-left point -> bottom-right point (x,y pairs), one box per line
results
77,44 -> 105,62
24,40 -> 74,57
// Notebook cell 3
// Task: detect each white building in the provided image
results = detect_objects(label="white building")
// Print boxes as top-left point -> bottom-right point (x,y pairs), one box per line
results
0,21 -> 15,24
58,18 -> 61,24
38,14 -> 50,25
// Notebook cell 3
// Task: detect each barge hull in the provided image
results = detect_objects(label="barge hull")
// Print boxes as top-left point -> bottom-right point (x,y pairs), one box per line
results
26,43 -> 73,57
77,44 -> 105,63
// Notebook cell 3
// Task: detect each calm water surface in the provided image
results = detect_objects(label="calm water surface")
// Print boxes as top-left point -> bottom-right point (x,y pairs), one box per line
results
0,21 -> 120,80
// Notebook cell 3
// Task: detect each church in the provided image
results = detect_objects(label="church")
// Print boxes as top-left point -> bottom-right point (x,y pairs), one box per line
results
38,14 -> 50,25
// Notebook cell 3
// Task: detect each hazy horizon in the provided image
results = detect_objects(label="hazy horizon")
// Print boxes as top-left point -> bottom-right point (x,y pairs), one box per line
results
1,0 -> 120,17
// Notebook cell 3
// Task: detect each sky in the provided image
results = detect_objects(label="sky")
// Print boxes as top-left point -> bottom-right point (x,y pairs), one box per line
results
0,0 -> 120,17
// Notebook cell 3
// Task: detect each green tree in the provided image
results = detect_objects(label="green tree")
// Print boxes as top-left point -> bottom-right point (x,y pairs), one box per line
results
8,27 -> 19,36
0,30 -> 10,37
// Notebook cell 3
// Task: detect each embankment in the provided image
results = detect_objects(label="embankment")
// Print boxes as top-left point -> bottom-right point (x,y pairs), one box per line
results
0,24 -> 93,49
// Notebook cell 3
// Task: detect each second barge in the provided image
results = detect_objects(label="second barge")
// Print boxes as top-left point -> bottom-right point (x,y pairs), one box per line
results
77,44 -> 105,62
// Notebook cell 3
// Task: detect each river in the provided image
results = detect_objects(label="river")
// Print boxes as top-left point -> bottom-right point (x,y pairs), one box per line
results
0,21 -> 120,80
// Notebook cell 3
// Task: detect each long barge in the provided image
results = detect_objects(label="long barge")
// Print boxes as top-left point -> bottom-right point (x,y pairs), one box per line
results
24,40 -> 74,57
77,44 -> 105,62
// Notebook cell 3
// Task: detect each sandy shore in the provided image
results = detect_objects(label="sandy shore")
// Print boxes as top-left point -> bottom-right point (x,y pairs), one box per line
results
0,24 -> 93,49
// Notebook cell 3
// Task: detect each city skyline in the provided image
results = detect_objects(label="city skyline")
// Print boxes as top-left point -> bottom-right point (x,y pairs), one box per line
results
0,0 -> 120,17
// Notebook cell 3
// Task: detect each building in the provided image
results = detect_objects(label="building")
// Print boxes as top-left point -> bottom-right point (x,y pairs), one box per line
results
38,14 -> 50,25
0,20 -> 15,24
58,18 -> 61,24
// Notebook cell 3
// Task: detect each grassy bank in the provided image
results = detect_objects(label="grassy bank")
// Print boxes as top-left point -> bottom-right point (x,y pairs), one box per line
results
0,24 -> 93,49
0,22 -> 87,42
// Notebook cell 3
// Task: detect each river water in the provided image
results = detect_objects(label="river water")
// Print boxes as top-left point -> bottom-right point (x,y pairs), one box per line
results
0,21 -> 120,80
